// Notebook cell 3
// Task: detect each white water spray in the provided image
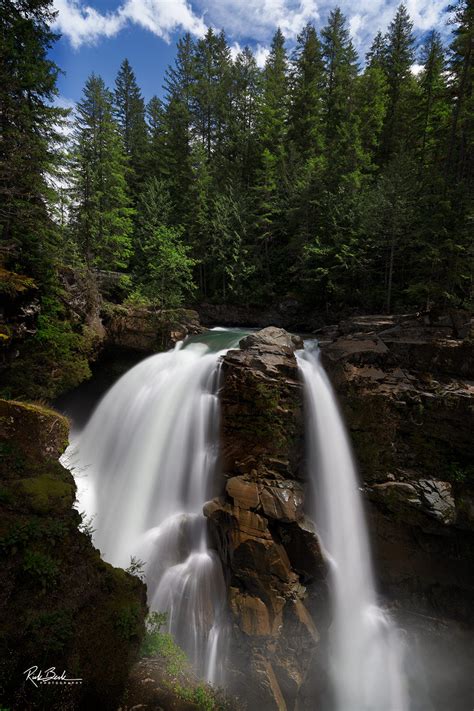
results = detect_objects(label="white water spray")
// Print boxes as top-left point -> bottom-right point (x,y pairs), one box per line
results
297,343 -> 408,711
64,330 -> 245,683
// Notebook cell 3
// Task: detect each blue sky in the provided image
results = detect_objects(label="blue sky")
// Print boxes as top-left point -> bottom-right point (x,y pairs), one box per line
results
50,0 -> 451,106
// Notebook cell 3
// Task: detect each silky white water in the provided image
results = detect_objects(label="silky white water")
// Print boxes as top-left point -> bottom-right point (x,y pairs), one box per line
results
64,329 -> 246,684
297,343 -> 408,711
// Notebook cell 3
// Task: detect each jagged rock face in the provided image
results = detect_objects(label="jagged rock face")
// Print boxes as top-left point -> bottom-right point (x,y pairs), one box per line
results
204,327 -> 325,711
102,304 -> 203,352
319,313 -> 474,623
0,399 -> 147,711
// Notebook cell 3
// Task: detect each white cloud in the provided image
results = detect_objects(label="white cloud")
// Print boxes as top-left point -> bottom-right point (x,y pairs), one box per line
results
411,63 -> 424,76
53,0 -> 206,48
195,0 -> 319,42
53,0 -> 126,47
229,41 -> 242,61
54,0 -> 450,56
255,44 -> 270,68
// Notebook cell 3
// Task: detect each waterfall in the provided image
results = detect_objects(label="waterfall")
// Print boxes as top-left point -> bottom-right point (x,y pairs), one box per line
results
297,343 -> 408,711
64,329 -> 246,684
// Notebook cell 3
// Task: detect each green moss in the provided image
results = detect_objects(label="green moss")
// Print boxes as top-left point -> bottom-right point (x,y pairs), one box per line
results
22,549 -> 59,589
114,603 -> 143,642
0,267 -> 37,297
27,609 -> 74,654
15,474 -> 75,514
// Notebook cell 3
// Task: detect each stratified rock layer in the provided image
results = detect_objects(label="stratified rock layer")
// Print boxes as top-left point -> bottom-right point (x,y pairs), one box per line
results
319,313 -> 474,623
0,399 -> 147,711
204,327 -> 325,711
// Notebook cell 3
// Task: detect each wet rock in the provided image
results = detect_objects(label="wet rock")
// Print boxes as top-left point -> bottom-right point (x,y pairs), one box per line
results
226,476 -> 260,510
320,316 -> 474,624
230,589 -> 274,636
102,304 -> 203,352
260,482 -> 304,523
0,399 -> 147,711
240,327 -> 304,354
205,327 -> 325,710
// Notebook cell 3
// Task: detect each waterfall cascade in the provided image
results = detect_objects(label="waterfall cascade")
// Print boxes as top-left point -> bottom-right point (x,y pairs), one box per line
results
297,343 -> 408,711
64,329 -> 247,684
64,329 -> 409,705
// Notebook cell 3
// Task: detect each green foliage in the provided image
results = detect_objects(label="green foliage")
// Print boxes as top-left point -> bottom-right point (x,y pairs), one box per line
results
1,294 -> 93,400
27,610 -> 74,654
2,0 -> 473,404
114,604 -> 142,641
126,556 -> 146,580
70,73 -> 133,271
141,612 -> 187,675
23,550 -> 59,589
78,512 -> 96,541
133,225 -> 196,309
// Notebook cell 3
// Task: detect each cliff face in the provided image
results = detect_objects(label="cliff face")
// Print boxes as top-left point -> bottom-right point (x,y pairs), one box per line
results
0,399 -> 147,711
204,328 -> 326,711
319,313 -> 474,623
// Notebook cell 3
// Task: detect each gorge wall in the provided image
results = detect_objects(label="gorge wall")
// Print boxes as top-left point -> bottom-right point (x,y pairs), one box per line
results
204,317 -> 474,710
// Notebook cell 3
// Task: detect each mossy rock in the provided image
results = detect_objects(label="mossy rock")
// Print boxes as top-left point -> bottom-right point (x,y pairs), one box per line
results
0,399 -> 148,710
0,267 -> 37,297
14,473 -> 75,514
0,399 -> 69,464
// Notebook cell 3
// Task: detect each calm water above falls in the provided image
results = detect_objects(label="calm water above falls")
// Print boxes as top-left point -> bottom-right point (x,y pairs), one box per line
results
63,329 -> 248,684
297,344 -> 408,711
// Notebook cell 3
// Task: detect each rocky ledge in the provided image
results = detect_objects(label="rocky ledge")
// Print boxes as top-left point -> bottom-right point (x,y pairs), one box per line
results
204,328 -> 325,711
0,399 -> 147,710
319,312 -> 474,623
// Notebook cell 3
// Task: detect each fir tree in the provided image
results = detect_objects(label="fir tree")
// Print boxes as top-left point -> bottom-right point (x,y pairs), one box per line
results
288,23 -> 325,161
0,0 -> 65,281
70,74 -> 133,270
114,59 -> 148,195
380,4 -> 417,162
321,8 -> 365,188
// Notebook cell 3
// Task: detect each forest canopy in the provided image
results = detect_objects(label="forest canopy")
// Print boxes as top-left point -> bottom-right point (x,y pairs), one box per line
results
1,0 -> 473,316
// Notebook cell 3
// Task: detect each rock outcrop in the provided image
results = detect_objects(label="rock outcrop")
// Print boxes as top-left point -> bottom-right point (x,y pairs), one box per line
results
319,313 -> 474,623
0,399 -> 147,710
102,303 -> 203,352
204,328 -> 325,711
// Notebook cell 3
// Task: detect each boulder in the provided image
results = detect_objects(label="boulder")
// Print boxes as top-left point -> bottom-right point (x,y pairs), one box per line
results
102,304 -> 203,352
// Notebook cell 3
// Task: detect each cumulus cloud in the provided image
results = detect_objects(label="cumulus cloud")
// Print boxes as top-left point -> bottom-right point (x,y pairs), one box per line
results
54,0 -> 450,55
53,0 -> 206,48
255,45 -> 270,69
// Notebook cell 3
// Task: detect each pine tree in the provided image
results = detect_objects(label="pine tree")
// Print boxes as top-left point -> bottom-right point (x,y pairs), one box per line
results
146,96 -> 167,181
162,34 -> 195,224
0,0 -> 65,281
366,31 -> 387,69
380,4 -> 417,162
229,46 -> 261,187
114,59 -> 148,196
70,74 -> 133,270
253,29 -> 289,290
446,0 -> 474,184
288,23 -> 325,161
416,31 -> 449,171
356,64 -> 389,164
321,8 -> 365,188
259,28 -> 289,152
192,28 -> 232,165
